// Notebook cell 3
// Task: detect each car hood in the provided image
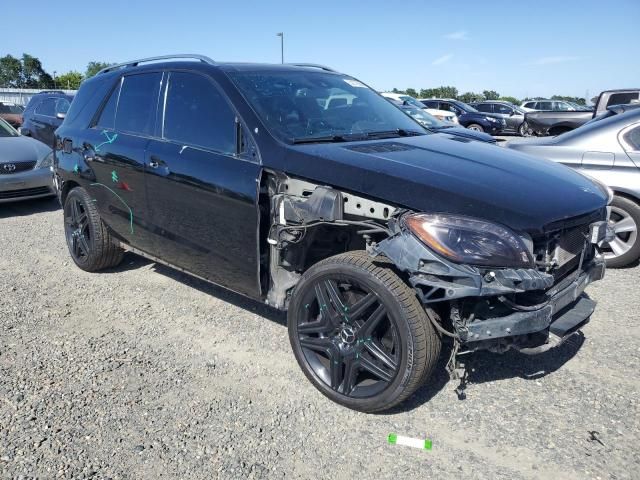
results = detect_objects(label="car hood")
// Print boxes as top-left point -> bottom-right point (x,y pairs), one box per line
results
279,133 -> 607,234
0,135 -> 51,164
433,126 -> 495,143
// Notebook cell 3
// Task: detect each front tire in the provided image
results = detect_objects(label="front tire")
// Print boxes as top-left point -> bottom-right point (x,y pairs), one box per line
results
287,251 -> 440,412
518,122 -> 529,136
63,187 -> 124,272
602,195 -> 640,268
467,123 -> 484,132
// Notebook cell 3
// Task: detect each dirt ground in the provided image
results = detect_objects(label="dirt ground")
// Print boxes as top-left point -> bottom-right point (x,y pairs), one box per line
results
1,197 -> 639,479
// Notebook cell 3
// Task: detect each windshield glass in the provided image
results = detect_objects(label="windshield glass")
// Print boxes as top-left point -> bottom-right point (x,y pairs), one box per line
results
455,101 -> 478,113
0,104 -> 23,114
229,71 -> 427,142
398,95 -> 427,109
400,106 -> 447,128
0,118 -> 19,137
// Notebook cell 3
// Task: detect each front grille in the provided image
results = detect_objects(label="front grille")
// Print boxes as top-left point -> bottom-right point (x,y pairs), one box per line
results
0,186 -> 51,199
0,161 -> 36,174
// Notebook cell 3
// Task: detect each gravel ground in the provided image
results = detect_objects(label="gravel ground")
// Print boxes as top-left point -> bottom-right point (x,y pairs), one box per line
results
1,198 -> 639,479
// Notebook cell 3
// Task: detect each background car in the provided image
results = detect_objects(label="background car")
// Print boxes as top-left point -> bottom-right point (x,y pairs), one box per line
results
0,102 -> 24,128
0,117 -> 55,203
20,91 -> 73,147
396,104 -> 496,143
381,92 -> 458,123
507,108 -> 640,267
520,99 -> 591,112
420,98 -> 506,134
471,101 -> 527,135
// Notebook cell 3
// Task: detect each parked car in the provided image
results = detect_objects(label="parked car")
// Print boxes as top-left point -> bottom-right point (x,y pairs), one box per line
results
471,101 -> 527,135
20,91 -> 74,147
522,90 -> 640,136
420,99 -> 506,134
0,102 -> 24,128
0,117 -> 55,203
395,104 -> 496,143
55,55 -> 609,412
507,108 -> 640,267
520,99 -> 590,112
381,93 -> 458,123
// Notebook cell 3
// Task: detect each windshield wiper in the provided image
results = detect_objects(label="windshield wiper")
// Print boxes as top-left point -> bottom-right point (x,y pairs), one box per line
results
291,135 -> 348,144
363,129 -> 425,139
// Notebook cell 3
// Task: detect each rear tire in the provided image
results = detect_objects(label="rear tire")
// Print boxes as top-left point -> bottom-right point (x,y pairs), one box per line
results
603,195 -> 640,268
518,123 -> 528,136
467,123 -> 484,132
63,187 -> 124,272
287,251 -> 441,412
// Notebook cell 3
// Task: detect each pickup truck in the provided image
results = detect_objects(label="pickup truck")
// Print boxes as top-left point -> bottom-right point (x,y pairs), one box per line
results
524,89 -> 640,136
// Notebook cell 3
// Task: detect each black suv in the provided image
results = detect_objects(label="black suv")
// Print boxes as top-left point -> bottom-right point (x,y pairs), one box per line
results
21,91 -> 73,147
54,55 -> 610,412
421,98 -> 506,135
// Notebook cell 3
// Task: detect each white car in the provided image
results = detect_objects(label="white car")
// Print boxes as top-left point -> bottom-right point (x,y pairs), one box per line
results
520,99 -> 590,112
381,92 -> 458,123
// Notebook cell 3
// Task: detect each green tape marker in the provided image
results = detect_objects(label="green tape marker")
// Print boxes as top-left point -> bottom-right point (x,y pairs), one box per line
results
388,433 -> 432,450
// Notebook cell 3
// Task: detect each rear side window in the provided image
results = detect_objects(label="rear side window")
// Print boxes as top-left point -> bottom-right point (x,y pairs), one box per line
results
494,104 -> 513,114
422,100 -> 438,109
538,101 -> 552,110
163,71 -> 236,154
623,125 -> 640,151
608,92 -> 639,107
35,98 -> 56,116
56,98 -> 70,114
476,103 -> 492,113
96,81 -> 120,130
114,73 -> 162,136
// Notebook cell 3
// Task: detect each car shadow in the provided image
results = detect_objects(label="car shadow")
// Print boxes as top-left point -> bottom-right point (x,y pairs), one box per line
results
388,332 -> 585,414
0,196 -> 59,219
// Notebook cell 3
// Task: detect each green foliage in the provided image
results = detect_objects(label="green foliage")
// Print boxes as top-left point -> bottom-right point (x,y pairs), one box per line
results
405,88 -> 418,97
551,95 -> 586,105
85,61 -> 113,79
482,90 -> 500,100
499,96 -> 520,105
56,71 -> 83,90
418,86 -> 458,99
459,92 -> 484,103
0,53 -> 54,88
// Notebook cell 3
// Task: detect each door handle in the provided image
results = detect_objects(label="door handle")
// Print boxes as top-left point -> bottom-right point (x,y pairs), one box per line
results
149,158 -> 159,168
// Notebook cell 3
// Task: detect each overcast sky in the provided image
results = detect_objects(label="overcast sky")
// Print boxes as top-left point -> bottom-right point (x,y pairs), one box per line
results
4,0 -> 638,99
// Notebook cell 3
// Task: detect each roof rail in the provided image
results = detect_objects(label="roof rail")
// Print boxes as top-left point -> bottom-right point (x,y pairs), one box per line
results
287,63 -> 338,73
97,54 -> 216,75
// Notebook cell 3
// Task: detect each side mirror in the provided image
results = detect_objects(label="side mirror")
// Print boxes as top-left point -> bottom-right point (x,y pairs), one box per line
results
509,111 -> 515,116
56,112 -> 66,120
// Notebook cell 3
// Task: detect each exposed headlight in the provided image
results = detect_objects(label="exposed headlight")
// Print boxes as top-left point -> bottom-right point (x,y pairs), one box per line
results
487,117 -> 498,123
405,213 -> 534,268
36,152 -> 54,169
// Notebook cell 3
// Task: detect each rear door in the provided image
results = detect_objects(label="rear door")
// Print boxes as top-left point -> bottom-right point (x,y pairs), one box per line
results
32,97 -> 57,146
83,72 -> 162,251
144,70 -> 262,297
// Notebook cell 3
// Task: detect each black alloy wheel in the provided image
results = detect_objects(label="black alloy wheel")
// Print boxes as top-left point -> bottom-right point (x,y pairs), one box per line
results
64,194 -> 92,264
288,251 -> 440,412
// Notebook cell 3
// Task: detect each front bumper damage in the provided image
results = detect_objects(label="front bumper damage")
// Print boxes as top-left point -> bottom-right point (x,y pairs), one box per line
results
372,222 -> 607,355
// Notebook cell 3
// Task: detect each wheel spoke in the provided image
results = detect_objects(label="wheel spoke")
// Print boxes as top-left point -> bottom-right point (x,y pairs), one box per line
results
71,235 -> 80,257
314,283 -> 340,327
364,339 -> 398,371
324,280 -> 346,315
298,316 -> 333,334
339,356 -> 359,395
609,237 -> 630,256
346,293 -> 377,321
360,304 -> 386,338
329,356 -> 344,391
70,199 -> 80,223
613,216 -> 636,234
78,235 -> 90,257
299,336 -> 334,355
359,355 -> 394,383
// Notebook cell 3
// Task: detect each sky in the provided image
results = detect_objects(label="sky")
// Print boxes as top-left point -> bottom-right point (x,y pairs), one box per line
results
3,0 -> 638,100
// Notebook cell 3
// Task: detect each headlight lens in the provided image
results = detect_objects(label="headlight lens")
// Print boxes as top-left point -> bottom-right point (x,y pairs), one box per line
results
405,213 -> 534,268
36,152 -> 54,169
487,117 -> 497,123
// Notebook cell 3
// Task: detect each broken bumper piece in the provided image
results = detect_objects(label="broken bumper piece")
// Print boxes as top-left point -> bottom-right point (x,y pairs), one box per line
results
462,258 -> 605,353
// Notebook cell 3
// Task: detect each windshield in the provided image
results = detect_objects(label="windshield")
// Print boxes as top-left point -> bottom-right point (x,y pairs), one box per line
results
229,71 -> 427,142
0,104 -> 23,114
400,106 -> 447,128
0,118 -> 19,137
455,101 -> 478,113
398,95 -> 427,109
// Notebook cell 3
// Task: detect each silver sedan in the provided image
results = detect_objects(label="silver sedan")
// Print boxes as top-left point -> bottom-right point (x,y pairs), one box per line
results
507,108 -> 640,267
0,117 -> 55,203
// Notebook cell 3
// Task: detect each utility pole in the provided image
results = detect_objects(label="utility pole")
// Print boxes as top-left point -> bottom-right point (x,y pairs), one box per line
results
276,32 -> 284,64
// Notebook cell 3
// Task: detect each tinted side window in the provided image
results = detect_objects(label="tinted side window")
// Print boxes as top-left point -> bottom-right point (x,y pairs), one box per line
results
494,104 -> 513,114
115,73 -> 161,136
36,98 -> 56,116
56,98 -> 70,114
422,101 -> 437,109
608,92 -> 639,107
538,101 -> 552,110
163,72 -> 236,154
96,81 -> 121,130
476,104 -> 492,113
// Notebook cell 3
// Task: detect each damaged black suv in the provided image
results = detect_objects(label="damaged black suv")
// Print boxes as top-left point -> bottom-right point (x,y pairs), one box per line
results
54,55 -> 611,412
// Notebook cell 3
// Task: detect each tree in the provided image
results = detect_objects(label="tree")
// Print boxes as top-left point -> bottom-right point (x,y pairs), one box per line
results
405,88 -> 418,97
459,92 -> 484,103
0,53 -> 54,88
419,88 -> 440,99
482,90 -> 500,100
56,71 -> 83,90
438,86 -> 458,99
85,61 -> 113,79
551,95 -> 586,105
499,96 -> 520,105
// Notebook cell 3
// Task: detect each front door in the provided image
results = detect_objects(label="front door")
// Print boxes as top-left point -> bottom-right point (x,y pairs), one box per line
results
144,70 -> 262,297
